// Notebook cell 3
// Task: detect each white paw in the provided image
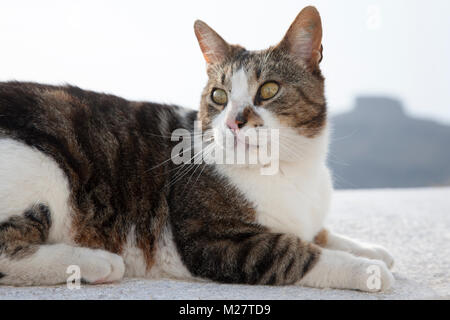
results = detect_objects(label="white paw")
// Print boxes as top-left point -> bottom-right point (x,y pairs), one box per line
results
77,248 -> 125,284
298,249 -> 394,292
352,258 -> 395,292
355,245 -> 395,269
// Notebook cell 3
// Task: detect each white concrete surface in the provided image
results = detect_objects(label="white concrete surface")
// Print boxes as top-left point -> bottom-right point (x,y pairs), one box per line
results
0,187 -> 449,300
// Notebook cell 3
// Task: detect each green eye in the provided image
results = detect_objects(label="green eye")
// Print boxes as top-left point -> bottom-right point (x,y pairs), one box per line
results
259,82 -> 279,100
211,88 -> 228,105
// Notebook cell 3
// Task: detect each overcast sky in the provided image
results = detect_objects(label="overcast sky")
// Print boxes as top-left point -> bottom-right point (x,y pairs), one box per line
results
1,0 -> 449,123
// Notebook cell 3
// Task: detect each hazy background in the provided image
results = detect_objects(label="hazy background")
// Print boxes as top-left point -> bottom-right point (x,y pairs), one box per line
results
1,0 -> 449,189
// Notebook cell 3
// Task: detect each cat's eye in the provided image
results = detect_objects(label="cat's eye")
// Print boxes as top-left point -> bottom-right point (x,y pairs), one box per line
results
211,88 -> 228,105
259,82 -> 279,100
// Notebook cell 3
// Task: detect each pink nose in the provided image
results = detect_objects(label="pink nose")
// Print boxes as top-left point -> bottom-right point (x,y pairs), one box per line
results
226,118 -> 238,131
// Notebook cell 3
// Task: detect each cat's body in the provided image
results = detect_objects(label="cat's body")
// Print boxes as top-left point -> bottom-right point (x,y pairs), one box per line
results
0,7 -> 395,291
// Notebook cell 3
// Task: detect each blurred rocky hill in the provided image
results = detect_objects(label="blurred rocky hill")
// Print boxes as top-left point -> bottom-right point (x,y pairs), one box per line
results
329,96 -> 450,189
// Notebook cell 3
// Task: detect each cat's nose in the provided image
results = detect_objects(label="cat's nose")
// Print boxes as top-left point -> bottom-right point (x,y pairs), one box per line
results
226,112 -> 247,132
235,112 -> 247,129
226,118 -> 239,131
226,107 -> 250,131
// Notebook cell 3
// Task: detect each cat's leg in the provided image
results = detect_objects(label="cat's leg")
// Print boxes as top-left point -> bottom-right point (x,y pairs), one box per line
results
176,226 -> 394,292
0,204 -> 125,286
314,229 -> 394,269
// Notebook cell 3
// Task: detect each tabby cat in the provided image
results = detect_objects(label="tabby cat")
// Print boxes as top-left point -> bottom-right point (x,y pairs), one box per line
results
0,6 -> 394,291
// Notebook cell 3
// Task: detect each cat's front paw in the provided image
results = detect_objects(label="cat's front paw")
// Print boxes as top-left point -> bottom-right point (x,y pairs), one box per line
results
355,245 -> 394,269
298,249 -> 394,292
353,258 -> 395,292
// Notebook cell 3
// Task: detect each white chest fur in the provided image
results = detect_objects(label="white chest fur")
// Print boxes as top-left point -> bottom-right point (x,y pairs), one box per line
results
216,155 -> 333,242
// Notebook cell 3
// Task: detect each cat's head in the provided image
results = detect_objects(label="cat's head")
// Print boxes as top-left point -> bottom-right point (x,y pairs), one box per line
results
194,6 -> 327,168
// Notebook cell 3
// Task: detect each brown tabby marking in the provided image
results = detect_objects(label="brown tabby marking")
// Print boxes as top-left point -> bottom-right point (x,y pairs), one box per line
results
242,105 -> 264,128
0,204 -> 51,259
313,228 -> 329,247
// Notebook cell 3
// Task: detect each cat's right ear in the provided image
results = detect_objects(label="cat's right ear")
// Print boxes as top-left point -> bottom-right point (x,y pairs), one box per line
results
276,6 -> 323,70
194,20 -> 230,65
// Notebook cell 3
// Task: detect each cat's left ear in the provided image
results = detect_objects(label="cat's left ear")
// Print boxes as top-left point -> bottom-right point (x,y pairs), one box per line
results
194,20 -> 231,65
276,6 -> 323,69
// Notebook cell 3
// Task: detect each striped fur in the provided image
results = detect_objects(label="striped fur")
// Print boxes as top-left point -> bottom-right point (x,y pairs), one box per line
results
0,204 -> 51,260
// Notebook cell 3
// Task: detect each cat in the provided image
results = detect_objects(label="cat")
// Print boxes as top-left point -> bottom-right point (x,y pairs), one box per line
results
0,6 -> 394,291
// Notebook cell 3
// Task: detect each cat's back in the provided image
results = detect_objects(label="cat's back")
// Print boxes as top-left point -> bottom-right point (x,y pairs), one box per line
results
0,81 -> 134,139
0,81 -> 193,165
0,81 -> 161,132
